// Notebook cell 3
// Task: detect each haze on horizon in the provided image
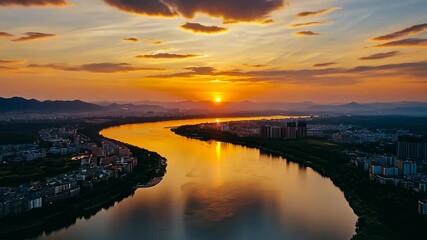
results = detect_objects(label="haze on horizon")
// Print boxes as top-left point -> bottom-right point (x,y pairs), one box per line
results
0,0 -> 427,103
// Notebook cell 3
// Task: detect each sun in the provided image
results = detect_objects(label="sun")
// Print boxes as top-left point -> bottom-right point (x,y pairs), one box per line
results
214,97 -> 222,103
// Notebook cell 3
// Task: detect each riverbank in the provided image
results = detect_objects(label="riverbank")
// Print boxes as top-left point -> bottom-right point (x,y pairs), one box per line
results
172,125 -> 427,240
0,121 -> 168,239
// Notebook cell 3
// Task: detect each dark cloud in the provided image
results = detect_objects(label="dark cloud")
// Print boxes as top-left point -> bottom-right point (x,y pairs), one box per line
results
360,51 -> 399,60
295,31 -> 320,36
185,66 -> 216,75
123,37 -> 139,42
347,62 -> 427,78
0,31 -> 14,37
136,53 -> 199,59
372,23 -> 427,41
0,60 -> 22,64
180,22 -> 228,34
149,39 -> 163,45
149,66 -> 218,78
28,62 -> 164,73
297,7 -> 340,17
0,66 -> 15,70
104,0 -> 285,23
375,38 -> 427,47
313,62 -> 337,67
12,32 -> 56,42
290,21 -> 327,28
104,0 -> 177,17
0,0 -> 68,6
242,63 -> 268,68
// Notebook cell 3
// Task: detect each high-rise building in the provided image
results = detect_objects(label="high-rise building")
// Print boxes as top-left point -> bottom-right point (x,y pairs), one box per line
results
395,159 -> 417,175
260,125 -> 281,139
397,136 -> 427,161
271,126 -> 281,139
297,122 -> 307,139
418,199 -> 427,215
287,122 -> 297,139
260,125 -> 272,139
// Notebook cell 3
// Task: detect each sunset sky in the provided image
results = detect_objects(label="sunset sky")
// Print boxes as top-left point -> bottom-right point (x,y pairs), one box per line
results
0,0 -> 426,103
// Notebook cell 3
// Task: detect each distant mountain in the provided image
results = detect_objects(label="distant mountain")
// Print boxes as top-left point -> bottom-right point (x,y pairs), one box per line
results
0,97 -> 103,113
105,103 -> 165,112
5,97 -> 426,115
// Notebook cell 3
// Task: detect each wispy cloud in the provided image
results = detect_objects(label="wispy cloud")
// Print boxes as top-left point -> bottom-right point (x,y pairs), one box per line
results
290,21 -> 327,28
28,62 -> 164,73
0,59 -> 23,64
12,32 -> 56,42
180,22 -> 228,34
313,62 -> 337,67
360,51 -> 400,60
295,31 -> 320,36
372,23 -> 427,41
0,31 -> 14,37
297,7 -> 340,17
122,37 -> 139,42
0,0 -> 69,7
242,63 -> 268,68
136,53 -> 199,59
149,39 -> 163,45
104,0 -> 285,23
375,38 -> 427,47
149,61 -> 427,85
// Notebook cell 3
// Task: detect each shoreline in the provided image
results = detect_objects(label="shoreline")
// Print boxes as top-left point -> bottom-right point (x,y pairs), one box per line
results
0,119 -> 170,239
171,125 -> 427,240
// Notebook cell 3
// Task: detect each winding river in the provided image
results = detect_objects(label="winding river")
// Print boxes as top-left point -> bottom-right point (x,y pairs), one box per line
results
40,116 -> 357,240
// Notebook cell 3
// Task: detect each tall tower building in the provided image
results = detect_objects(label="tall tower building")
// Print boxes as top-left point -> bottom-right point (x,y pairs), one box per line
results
297,122 -> 307,139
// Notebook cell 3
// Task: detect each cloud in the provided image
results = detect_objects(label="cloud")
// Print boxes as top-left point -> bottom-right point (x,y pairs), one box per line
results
242,63 -> 268,68
0,31 -> 14,37
295,31 -> 320,36
313,62 -> 337,67
136,53 -> 199,59
290,21 -> 327,28
185,66 -> 216,75
149,66 -> 218,78
28,62 -> 164,73
372,23 -> 427,41
123,37 -> 139,42
149,39 -> 163,45
0,66 -> 16,70
360,51 -> 400,60
375,38 -> 427,47
347,62 -> 427,78
12,32 -> 56,42
149,61 -> 427,85
0,59 -> 22,64
0,0 -> 68,7
103,0 -> 177,17
180,22 -> 228,34
297,7 -> 340,17
104,0 -> 285,23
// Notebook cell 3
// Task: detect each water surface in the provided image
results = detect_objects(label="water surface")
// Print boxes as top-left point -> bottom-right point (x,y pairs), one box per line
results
41,117 -> 357,240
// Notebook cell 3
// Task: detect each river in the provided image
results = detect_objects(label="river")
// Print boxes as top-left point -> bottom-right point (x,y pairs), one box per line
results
40,116 -> 357,240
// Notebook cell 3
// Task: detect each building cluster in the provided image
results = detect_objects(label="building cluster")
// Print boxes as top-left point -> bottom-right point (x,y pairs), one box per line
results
0,109 -> 190,122
351,135 -> 427,215
40,127 -> 81,155
0,127 -> 138,218
333,129 -> 398,144
260,121 -> 307,139
0,143 -> 46,163
206,118 -> 309,139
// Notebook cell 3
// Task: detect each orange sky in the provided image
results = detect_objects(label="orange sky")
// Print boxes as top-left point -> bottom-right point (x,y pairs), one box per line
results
0,0 -> 427,102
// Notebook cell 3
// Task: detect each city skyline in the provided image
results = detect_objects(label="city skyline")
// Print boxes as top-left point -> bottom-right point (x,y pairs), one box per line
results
1,0 -> 427,102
